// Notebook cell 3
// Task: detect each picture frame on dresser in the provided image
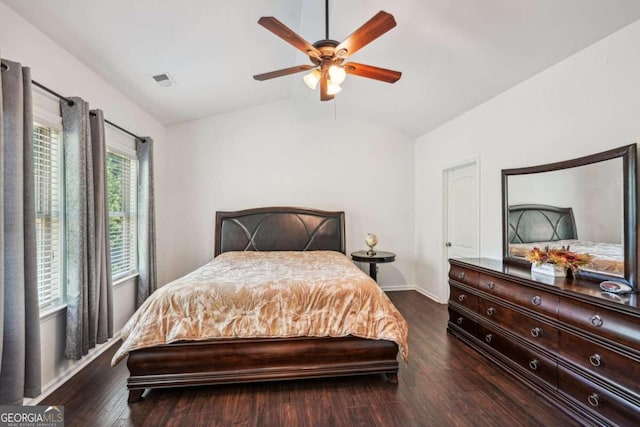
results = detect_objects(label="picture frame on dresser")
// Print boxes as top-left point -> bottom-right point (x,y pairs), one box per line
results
501,144 -> 637,287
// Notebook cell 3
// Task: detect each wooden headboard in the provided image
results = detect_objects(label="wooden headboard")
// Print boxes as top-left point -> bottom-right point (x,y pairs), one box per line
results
508,204 -> 577,244
214,207 -> 346,256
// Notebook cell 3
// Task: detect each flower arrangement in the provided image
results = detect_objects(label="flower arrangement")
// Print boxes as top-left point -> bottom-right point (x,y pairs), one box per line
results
525,246 -> 593,273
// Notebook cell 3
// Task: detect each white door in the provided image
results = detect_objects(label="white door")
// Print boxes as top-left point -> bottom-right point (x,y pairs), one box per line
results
443,160 -> 480,291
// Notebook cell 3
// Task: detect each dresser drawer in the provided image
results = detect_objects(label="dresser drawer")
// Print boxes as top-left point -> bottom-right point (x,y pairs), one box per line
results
476,323 -> 512,356
450,284 -> 479,312
558,366 -> 640,426
449,264 -> 479,288
479,273 -> 559,318
478,298 -> 558,352
448,306 -> 478,337
558,298 -> 640,350
477,324 -> 557,387
508,337 -> 557,388
559,330 -> 640,398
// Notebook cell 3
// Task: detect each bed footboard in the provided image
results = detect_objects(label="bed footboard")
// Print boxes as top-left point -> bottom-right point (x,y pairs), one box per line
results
126,336 -> 399,402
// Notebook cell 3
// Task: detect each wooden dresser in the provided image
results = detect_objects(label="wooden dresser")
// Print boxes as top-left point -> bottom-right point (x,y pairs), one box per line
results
448,258 -> 640,426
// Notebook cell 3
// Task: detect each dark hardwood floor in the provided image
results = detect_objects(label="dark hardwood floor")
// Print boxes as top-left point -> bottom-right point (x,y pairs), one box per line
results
42,291 -> 580,426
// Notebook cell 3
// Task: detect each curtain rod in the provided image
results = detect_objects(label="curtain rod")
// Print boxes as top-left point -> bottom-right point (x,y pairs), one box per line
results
1,62 -> 143,141
32,80 -> 75,106
33,80 -> 144,141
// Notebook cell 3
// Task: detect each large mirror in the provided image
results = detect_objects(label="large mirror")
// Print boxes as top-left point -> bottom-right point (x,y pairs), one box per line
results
502,144 -> 637,287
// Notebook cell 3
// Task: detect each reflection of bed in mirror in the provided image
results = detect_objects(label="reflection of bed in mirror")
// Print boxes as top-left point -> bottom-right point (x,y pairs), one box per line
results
507,204 -> 624,276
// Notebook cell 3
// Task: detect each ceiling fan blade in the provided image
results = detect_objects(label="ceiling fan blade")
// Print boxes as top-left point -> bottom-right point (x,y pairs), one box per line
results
335,11 -> 396,58
258,17 -> 321,57
344,62 -> 401,83
253,65 -> 314,81
320,75 -> 334,101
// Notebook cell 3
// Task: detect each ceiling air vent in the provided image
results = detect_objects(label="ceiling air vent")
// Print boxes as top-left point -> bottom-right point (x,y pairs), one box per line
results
151,73 -> 175,87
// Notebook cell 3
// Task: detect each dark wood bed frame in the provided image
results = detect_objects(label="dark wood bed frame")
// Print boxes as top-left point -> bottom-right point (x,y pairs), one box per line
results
126,207 -> 399,403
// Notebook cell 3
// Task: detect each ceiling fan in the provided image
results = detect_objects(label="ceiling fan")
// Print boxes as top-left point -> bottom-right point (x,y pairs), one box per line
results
253,0 -> 401,101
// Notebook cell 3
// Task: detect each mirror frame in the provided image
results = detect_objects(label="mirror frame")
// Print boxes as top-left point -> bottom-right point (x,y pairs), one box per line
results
502,144 -> 637,287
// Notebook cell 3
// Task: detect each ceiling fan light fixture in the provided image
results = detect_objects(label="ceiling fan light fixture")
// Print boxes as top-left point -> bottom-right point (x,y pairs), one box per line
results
303,69 -> 321,90
328,65 -> 346,85
254,1 -> 400,102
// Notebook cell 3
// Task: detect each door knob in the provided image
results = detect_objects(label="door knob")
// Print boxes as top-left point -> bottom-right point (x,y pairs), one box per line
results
446,242 -> 452,247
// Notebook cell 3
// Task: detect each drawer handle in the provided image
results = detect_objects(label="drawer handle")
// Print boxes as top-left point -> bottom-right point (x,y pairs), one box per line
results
587,393 -> 600,408
589,354 -> 602,367
590,314 -> 603,327
530,327 -> 542,338
486,307 -> 495,316
486,281 -> 495,289
458,294 -> 466,302
458,272 -> 465,280
457,317 -> 464,325
531,296 -> 542,306
484,334 -> 493,343
528,359 -> 539,370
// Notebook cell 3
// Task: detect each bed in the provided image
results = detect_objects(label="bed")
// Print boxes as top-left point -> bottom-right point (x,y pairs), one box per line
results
507,204 -> 624,276
114,207 -> 409,403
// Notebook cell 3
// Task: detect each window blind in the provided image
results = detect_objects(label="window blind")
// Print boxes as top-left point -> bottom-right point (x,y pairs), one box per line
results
33,123 -> 63,309
107,151 -> 138,279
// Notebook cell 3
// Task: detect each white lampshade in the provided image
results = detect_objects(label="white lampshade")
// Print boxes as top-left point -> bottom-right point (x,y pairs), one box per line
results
303,69 -> 321,90
328,65 -> 346,84
327,82 -> 342,95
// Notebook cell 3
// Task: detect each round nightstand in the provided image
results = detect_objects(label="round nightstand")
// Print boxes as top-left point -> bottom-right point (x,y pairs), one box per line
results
351,250 -> 396,281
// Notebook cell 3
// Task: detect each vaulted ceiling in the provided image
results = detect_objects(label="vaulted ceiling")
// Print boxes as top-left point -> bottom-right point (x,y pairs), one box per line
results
5,0 -> 640,137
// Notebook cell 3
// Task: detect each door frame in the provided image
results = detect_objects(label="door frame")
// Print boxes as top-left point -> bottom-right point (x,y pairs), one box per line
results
442,157 -> 481,301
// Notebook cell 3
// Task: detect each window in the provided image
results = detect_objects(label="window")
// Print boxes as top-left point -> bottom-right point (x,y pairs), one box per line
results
32,89 -> 140,308
107,150 -> 138,280
33,122 -> 63,309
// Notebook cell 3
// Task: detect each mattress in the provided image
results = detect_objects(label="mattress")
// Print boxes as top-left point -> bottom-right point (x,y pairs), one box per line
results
112,250 -> 409,365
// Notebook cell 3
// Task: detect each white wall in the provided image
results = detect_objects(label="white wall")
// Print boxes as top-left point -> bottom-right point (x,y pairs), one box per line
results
415,19 -> 640,302
163,99 -> 416,290
0,0 -> 167,398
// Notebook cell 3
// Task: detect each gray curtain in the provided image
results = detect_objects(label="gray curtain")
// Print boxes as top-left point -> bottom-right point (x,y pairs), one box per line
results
61,98 -> 113,360
90,110 -> 113,343
136,137 -> 156,308
0,58 -> 41,404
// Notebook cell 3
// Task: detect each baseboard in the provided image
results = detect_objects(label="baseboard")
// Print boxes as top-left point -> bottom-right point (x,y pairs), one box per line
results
380,284 -> 416,292
413,287 -> 445,304
381,285 -> 446,304
24,330 -> 122,406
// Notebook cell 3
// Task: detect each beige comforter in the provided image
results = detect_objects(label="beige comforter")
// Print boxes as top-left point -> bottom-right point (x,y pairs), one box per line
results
112,251 -> 408,365
509,239 -> 624,276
